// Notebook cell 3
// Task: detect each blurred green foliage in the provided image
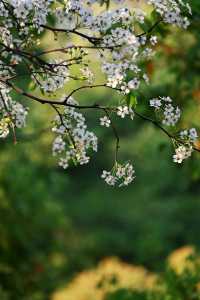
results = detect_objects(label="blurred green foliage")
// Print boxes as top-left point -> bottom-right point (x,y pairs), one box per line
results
0,1 -> 200,299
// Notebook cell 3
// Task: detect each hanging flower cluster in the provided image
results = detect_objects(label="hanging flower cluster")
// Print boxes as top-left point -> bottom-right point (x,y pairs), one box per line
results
52,97 -> 98,168
0,84 -> 28,139
0,0 -> 198,186
150,96 -> 181,126
101,162 -> 135,187
172,128 -> 198,164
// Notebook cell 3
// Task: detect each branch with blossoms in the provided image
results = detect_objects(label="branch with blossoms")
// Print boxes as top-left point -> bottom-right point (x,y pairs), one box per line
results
0,0 -> 198,187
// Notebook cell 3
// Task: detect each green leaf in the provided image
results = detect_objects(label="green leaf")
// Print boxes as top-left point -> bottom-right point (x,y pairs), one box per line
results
126,93 -> 138,109
100,0 -> 110,8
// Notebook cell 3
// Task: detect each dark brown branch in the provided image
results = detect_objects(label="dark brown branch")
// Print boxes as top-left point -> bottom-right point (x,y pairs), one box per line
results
134,110 -> 200,153
0,79 -> 113,109
35,45 -> 114,57
137,19 -> 162,38
41,24 -> 101,44
0,78 -> 199,155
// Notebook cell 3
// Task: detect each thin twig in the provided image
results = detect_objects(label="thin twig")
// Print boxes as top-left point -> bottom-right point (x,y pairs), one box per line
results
134,110 -> 200,153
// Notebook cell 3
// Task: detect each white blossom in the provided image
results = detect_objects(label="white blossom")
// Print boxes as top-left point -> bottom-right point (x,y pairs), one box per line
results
52,97 -> 98,168
100,116 -> 111,127
117,106 -> 129,118
173,145 -> 193,164
180,128 -> 198,143
102,162 -> 135,187
150,96 -> 181,126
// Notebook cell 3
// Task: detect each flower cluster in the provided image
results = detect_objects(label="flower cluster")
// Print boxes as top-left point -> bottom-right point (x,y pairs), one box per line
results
172,128 -> 198,164
150,96 -> 181,126
173,145 -> 193,164
40,61 -> 70,93
0,84 -> 28,138
11,0 -> 52,30
101,162 -> 135,187
147,0 -> 191,28
180,128 -> 198,143
150,96 -> 198,164
52,97 -> 97,169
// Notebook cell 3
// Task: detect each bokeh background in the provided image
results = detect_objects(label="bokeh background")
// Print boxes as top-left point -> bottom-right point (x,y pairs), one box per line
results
0,1 -> 200,299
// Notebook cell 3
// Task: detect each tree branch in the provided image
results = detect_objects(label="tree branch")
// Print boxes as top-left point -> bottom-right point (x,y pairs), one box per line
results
134,110 -> 200,153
